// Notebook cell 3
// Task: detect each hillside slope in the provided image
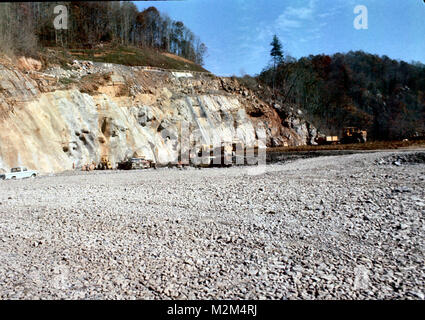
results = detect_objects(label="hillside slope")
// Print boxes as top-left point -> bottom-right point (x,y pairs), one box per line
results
38,45 -> 209,73
258,51 -> 425,140
0,56 -> 316,173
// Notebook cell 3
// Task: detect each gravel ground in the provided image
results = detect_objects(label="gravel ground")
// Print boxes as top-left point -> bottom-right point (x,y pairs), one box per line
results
0,151 -> 424,299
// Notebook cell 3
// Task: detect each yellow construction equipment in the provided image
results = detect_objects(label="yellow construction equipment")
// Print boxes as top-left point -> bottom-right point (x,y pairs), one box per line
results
117,154 -> 154,170
97,155 -> 113,170
315,135 -> 339,145
341,127 -> 367,144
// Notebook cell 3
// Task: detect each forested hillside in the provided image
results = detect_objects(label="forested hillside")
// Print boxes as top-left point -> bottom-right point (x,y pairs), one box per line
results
1,3 -> 423,141
258,51 -> 425,140
0,2 -> 207,65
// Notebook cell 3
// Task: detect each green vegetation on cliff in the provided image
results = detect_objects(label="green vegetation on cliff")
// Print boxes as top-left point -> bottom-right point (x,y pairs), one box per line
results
42,45 -> 208,72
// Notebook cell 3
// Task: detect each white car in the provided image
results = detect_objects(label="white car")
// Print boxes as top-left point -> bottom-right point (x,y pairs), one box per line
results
0,166 -> 38,180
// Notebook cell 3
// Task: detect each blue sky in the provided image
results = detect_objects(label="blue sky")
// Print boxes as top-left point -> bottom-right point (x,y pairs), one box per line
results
135,0 -> 425,76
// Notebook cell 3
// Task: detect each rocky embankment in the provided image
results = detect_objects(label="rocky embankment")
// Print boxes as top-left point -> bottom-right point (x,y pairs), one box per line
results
0,57 -> 317,173
0,150 -> 423,299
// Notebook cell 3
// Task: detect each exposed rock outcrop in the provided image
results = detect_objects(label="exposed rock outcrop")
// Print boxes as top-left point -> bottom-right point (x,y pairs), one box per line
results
0,58 -> 318,173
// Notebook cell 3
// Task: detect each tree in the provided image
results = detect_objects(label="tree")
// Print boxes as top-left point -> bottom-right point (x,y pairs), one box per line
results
195,39 -> 207,66
270,35 -> 283,90
0,3 -> 207,65
270,35 -> 283,69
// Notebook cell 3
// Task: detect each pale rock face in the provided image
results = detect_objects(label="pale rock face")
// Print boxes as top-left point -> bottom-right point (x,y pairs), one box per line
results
0,61 -> 315,173
17,56 -> 43,72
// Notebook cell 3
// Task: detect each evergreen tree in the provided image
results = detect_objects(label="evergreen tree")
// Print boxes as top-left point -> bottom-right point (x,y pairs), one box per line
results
270,35 -> 283,69
270,35 -> 283,91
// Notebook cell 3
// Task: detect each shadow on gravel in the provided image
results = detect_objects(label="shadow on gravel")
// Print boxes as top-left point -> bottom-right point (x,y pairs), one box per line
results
375,152 -> 425,166
266,150 -> 361,164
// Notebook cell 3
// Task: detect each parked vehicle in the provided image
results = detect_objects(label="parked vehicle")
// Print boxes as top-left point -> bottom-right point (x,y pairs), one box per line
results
0,166 -> 38,180
117,157 -> 154,170
315,136 -> 339,145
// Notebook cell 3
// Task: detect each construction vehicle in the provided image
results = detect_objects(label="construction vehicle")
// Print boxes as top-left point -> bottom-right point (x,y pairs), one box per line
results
97,155 -> 113,170
190,143 -> 234,168
315,136 -> 339,145
130,157 -> 152,169
340,127 -> 367,144
117,156 -> 153,170
82,162 -> 96,171
326,136 -> 339,144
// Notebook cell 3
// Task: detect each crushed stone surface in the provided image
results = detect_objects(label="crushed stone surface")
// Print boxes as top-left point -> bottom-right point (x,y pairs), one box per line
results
0,151 -> 424,299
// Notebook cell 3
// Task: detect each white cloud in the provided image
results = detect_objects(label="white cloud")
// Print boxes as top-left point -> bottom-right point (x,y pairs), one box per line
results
229,0 -> 351,74
284,6 -> 314,20
276,17 -> 302,30
276,0 -> 317,32
317,4 -> 343,19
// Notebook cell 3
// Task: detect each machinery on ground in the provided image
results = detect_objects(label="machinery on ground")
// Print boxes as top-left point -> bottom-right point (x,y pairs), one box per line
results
117,156 -> 154,170
97,155 -> 113,170
340,127 -> 367,144
315,136 -> 339,145
82,162 -> 96,171
190,143 -> 234,168
315,128 -> 367,145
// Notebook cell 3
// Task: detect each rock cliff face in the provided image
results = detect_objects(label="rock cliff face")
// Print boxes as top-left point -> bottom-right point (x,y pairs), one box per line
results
0,58 -> 316,173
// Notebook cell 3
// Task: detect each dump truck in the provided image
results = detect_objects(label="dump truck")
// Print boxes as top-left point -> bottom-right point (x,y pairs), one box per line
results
130,157 -> 152,169
315,136 -> 339,145
117,157 -> 153,170
340,127 -> 367,144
